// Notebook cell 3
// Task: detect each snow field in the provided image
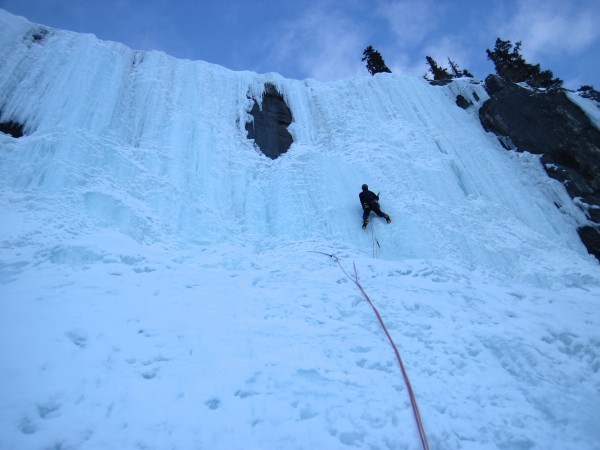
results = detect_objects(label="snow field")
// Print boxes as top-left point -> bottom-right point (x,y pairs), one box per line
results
2,244 -> 598,449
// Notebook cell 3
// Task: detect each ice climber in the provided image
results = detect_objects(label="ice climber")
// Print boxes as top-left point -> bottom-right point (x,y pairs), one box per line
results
359,184 -> 391,229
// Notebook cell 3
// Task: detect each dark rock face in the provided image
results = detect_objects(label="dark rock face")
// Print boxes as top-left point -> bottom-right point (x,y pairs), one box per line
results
0,120 -> 25,138
30,28 -> 49,43
456,94 -> 472,109
579,226 -> 600,258
246,83 -> 293,159
479,75 -> 600,261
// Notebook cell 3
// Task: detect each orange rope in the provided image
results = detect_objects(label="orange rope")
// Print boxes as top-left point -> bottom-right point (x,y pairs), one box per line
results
312,250 -> 429,450
349,262 -> 429,450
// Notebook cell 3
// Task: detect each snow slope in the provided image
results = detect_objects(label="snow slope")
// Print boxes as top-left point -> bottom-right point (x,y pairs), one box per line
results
1,10 -> 599,450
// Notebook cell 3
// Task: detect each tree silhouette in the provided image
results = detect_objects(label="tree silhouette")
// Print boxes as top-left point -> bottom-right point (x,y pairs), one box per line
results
362,46 -> 392,76
486,38 -> 562,90
448,58 -> 473,78
425,56 -> 452,81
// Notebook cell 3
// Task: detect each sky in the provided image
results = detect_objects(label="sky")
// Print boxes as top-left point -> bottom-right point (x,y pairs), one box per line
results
1,0 -> 599,90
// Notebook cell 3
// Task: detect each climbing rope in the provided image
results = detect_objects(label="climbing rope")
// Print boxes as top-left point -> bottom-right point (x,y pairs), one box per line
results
350,262 -> 429,450
309,251 -> 430,450
370,222 -> 381,258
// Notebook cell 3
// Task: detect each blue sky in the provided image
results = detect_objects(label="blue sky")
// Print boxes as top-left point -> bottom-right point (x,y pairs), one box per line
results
1,0 -> 599,88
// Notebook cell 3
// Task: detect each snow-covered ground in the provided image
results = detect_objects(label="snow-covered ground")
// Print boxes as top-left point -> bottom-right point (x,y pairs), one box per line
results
1,10 -> 599,450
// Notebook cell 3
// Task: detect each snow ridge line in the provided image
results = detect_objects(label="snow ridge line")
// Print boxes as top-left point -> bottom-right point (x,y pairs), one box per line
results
310,252 -> 429,450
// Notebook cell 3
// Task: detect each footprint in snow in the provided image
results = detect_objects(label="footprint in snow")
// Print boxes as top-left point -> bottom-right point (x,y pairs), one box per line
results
206,398 -> 221,410
66,329 -> 88,348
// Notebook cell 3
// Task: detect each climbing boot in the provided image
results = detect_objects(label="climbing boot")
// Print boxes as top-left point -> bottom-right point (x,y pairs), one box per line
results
362,219 -> 369,230
385,214 -> 391,224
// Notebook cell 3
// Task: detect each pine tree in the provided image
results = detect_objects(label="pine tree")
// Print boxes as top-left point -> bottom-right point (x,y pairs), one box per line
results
425,56 -> 452,81
448,58 -> 473,78
486,38 -> 522,82
448,59 -> 461,78
486,38 -> 562,90
362,46 -> 392,76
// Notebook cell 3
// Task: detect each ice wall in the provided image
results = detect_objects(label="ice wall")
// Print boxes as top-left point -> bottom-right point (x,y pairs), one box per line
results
0,10 -> 592,280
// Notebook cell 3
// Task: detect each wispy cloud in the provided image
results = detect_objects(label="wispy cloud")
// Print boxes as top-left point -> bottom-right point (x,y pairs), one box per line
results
501,0 -> 600,58
270,5 -> 367,81
373,0 -> 459,77
375,0 -> 441,47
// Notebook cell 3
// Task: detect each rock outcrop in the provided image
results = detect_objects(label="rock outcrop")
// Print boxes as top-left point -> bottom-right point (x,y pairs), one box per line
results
0,120 -> 25,138
246,83 -> 293,159
479,75 -> 600,261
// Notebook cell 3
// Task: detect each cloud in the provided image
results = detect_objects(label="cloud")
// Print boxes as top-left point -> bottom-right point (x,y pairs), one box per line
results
375,0 -> 441,47
372,0 -> 461,78
501,0 -> 600,58
270,6 -> 367,81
